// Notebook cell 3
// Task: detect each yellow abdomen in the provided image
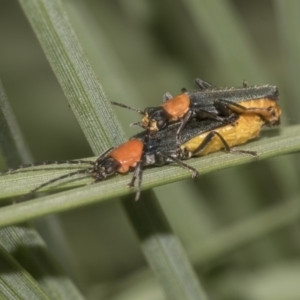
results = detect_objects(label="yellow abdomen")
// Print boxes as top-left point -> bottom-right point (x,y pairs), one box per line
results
181,114 -> 264,156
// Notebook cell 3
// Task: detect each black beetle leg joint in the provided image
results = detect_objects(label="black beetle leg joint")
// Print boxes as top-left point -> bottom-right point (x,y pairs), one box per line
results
192,170 -> 200,178
127,182 -> 135,188
250,151 -> 259,160
175,136 -> 182,145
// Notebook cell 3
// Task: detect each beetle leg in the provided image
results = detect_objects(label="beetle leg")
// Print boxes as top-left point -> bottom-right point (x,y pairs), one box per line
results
135,161 -> 144,201
157,151 -> 199,178
216,99 -> 272,116
128,135 -> 149,200
194,108 -> 225,121
162,92 -> 173,102
128,161 -> 141,188
181,87 -> 187,93
213,99 -> 234,116
194,78 -> 216,90
176,108 -> 226,143
193,131 -> 257,157
127,160 -> 144,201
175,110 -> 194,143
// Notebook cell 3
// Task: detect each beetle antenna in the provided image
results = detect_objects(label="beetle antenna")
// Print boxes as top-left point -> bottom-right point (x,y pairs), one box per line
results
130,121 -> 145,128
111,101 -> 145,115
17,168 -> 93,203
1,160 -> 95,175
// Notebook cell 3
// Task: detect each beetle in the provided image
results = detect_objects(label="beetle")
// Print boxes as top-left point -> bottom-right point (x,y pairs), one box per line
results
2,95 -> 281,201
111,78 -> 279,141
1,139 -> 144,201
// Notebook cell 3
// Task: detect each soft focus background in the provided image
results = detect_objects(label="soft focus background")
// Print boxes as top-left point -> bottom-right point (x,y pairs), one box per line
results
1,1 -> 300,299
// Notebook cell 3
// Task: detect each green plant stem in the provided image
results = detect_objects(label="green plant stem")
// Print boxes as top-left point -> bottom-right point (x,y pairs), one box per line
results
122,190 -> 208,300
181,0 -> 267,82
18,0 -> 125,154
0,80 -> 32,167
0,247 -> 49,300
274,1 -> 300,118
0,124 -> 300,223
189,195 -> 300,268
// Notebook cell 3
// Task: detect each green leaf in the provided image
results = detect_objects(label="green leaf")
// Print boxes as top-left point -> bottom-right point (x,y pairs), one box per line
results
0,80 -> 32,166
0,124 -> 299,227
18,0 -> 125,154
0,225 -> 84,300
0,246 -> 50,300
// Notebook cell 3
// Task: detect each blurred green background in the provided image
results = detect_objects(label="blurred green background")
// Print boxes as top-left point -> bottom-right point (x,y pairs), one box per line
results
1,1 -> 300,299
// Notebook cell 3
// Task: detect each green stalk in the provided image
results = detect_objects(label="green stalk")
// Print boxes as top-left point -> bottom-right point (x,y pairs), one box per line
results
19,0 -> 125,154
0,80 -> 32,166
122,190 -> 208,300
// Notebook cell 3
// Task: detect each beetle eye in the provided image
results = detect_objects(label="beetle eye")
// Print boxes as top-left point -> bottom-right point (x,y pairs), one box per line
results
106,166 -> 114,175
156,119 -> 166,129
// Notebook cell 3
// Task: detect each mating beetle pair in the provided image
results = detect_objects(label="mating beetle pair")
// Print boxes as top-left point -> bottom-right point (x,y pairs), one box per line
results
2,78 -> 282,201
96,88 -> 281,200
